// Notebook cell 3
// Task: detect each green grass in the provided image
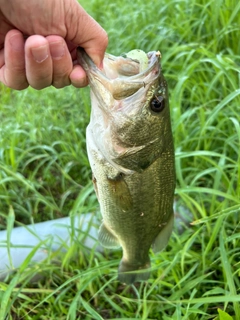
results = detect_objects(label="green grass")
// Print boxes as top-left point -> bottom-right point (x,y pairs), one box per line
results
0,0 -> 240,319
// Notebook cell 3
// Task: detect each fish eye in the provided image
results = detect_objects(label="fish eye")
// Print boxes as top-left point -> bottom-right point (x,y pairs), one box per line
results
150,96 -> 165,113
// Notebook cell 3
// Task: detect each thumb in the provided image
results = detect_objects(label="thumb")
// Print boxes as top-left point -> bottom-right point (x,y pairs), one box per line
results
65,1 -> 108,67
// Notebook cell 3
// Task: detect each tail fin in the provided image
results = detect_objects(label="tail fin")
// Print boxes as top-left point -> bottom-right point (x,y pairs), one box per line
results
118,258 -> 151,285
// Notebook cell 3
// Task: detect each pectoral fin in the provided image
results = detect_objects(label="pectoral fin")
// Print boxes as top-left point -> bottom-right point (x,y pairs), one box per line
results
152,214 -> 174,253
107,174 -> 132,211
98,223 -> 121,249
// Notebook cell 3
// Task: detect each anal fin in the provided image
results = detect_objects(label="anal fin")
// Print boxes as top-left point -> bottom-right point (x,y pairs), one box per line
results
98,223 -> 120,249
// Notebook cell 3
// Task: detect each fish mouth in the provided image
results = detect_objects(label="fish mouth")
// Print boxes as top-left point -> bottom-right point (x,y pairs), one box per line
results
77,48 -> 161,100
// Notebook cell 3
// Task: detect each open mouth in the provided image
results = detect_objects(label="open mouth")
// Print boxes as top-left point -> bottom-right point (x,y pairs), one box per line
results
77,48 -> 161,100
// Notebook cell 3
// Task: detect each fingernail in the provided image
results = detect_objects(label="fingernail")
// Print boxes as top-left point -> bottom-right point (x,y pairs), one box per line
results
9,33 -> 23,51
31,45 -> 49,63
49,41 -> 65,60
90,54 -> 102,69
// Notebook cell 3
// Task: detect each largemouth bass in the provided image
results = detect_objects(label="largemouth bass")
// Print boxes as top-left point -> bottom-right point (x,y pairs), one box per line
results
77,48 -> 175,284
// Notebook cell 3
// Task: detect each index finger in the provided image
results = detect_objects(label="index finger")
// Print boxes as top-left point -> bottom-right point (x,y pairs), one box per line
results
64,2 -> 108,68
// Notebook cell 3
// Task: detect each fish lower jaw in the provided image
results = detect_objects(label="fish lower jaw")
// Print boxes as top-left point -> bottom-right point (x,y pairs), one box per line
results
118,257 -> 151,285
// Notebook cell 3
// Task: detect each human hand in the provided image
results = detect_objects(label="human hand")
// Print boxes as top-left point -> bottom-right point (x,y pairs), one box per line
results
0,0 -> 108,90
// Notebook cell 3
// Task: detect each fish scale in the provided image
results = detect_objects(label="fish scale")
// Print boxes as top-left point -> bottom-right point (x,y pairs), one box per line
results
77,48 -> 175,284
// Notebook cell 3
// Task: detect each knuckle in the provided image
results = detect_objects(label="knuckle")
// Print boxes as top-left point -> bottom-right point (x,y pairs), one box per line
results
101,31 -> 109,49
1,69 -> 29,90
27,72 -> 52,90
11,82 -> 29,90
52,82 -> 70,89
52,75 -> 70,88
30,81 -> 51,90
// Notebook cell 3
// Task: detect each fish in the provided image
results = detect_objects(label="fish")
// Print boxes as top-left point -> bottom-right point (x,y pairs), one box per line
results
77,48 -> 175,284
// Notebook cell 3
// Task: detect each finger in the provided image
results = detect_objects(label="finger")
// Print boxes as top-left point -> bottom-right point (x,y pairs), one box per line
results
46,35 -> 71,88
70,64 -> 88,88
0,30 -> 28,90
25,35 -> 52,90
65,2 -> 108,68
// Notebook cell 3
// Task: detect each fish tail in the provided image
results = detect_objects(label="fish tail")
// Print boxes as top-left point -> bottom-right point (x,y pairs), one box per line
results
118,258 -> 151,285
